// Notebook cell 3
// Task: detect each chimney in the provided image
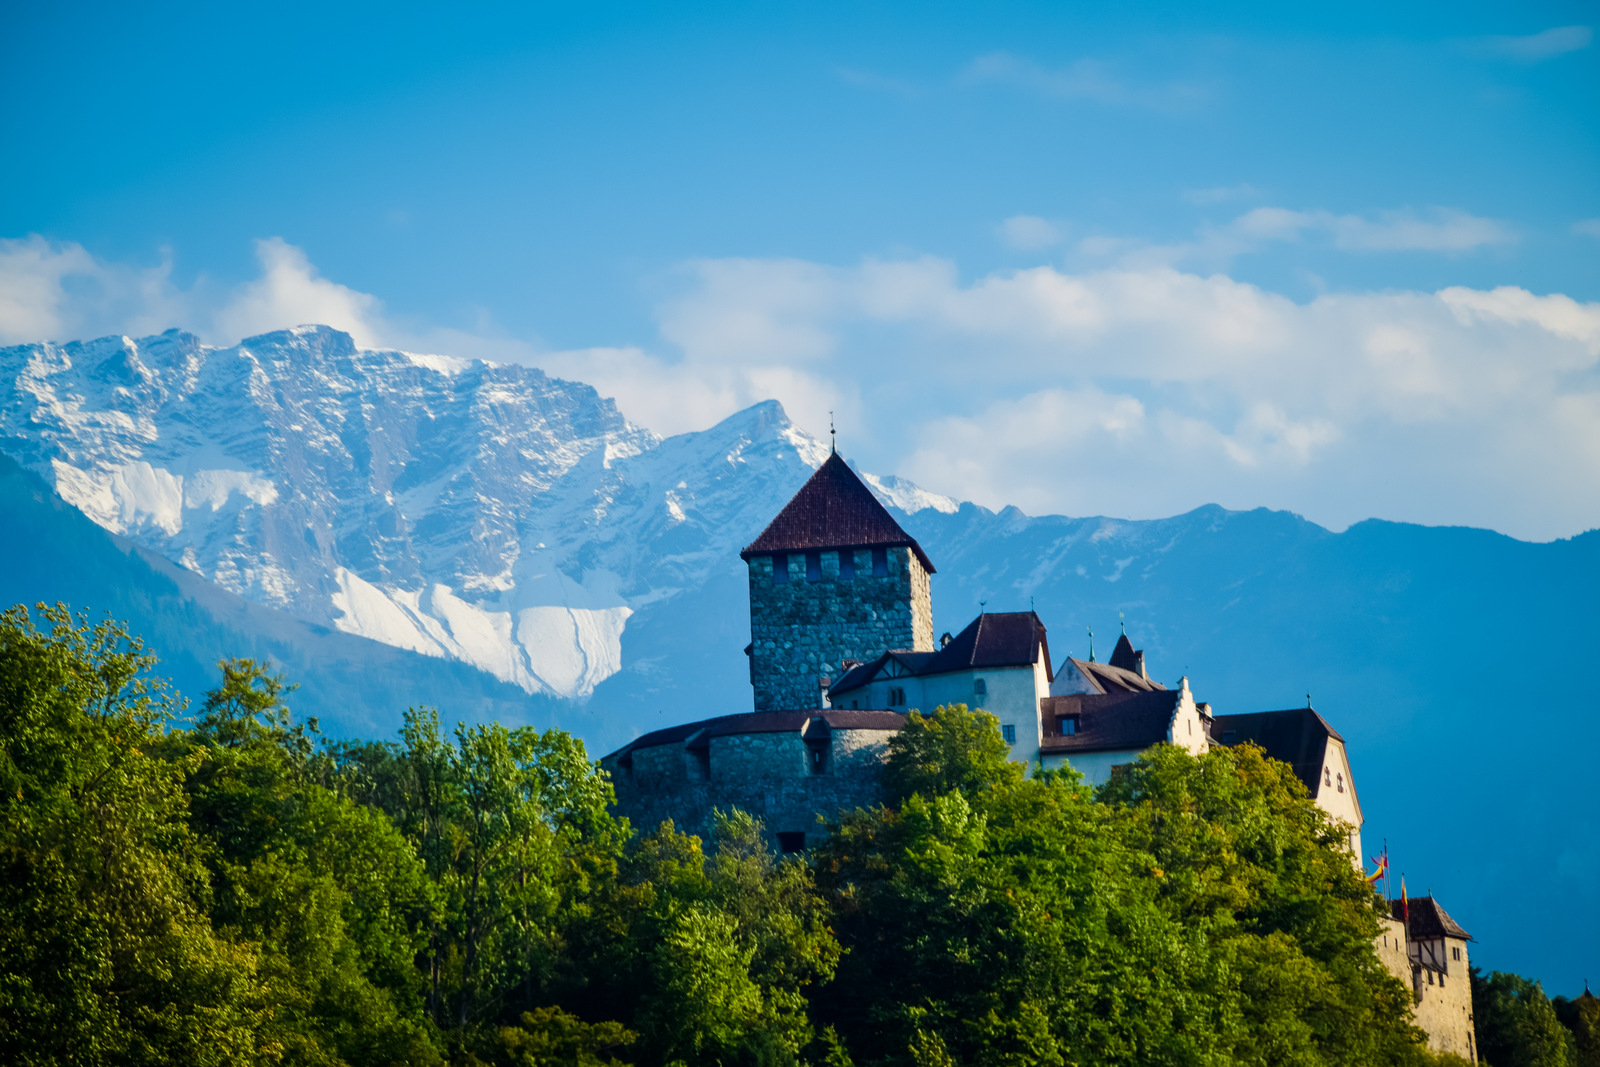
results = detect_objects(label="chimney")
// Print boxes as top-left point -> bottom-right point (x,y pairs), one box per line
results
818,675 -> 832,709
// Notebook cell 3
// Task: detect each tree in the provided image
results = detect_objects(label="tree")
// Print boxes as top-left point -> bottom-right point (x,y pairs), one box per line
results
0,604 -> 271,1065
1473,969 -> 1578,1067
1554,990 -> 1600,1067
882,703 -> 1022,802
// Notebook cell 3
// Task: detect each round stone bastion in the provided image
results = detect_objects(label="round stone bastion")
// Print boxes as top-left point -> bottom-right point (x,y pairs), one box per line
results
600,709 -> 906,854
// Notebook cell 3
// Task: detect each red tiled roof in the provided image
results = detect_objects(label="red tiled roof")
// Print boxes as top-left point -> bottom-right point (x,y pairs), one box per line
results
740,452 -> 935,572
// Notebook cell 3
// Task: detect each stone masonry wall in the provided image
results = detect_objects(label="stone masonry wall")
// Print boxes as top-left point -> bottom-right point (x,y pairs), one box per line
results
748,545 -> 932,711
603,727 -> 897,851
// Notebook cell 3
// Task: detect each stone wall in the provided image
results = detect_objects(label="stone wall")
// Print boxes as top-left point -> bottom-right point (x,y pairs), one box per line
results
1410,936 -> 1479,1060
604,725 -> 898,851
747,545 -> 932,711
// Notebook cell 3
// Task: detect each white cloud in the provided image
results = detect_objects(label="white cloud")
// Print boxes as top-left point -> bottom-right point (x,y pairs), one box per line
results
4,235 -> 1597,540
998,215 -> 1066,250
1475,25 -> 1592,62
962,52 -> 1208,111
1574,219 -> 1600,239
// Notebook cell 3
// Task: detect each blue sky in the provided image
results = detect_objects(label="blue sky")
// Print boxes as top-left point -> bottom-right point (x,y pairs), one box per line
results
3,0 -> 1598,538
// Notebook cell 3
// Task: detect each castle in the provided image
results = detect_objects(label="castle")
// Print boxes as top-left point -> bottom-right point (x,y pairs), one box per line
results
601,451 -> 1478,1060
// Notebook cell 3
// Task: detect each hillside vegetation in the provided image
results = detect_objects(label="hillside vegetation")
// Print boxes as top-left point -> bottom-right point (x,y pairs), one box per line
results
0,603 -> 1574,1066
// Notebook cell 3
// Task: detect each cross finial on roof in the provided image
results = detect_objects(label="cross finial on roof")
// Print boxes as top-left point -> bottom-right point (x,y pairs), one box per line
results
1120,611 -> 1125,635
1307,692 -> 1313,710
1087,624 -> 1095,662
829,412 -> 836,454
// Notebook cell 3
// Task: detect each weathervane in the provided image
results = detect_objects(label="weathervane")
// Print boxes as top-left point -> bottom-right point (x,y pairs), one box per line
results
1119,611 -> 1125,635
1086,624 -> 1095,662
829,412 -> 836,454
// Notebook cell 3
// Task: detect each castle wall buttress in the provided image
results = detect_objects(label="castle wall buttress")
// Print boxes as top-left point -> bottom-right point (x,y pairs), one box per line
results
748,545 -> 932,711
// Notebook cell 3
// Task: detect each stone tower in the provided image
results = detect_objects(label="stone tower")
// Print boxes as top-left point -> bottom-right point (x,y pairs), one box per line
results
741,453 -> 935,711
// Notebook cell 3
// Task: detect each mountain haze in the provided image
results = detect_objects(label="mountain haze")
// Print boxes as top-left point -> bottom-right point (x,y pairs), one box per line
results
1,325 -> 1595,993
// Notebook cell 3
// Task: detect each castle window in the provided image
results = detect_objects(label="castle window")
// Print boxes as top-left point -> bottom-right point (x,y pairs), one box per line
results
888,686 -> 906,706
1221,730 -> 1236,744
776,832 -> 806,854
1427,970 -> 1434,985
839,550 -> 855,580
1452,947 -> 1461,961
806,551 -> 822,582
1324,767 -> 1332,786
1058,714 -> 1079,735
772,553 -> 789,583
872,547 -> 888,576
1002,723 -> 1016,743
1337,772 -> 1345,793
974,678 -> 987,696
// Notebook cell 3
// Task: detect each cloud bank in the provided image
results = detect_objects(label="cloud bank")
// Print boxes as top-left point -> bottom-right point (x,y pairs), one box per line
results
2,234 -> 1596,542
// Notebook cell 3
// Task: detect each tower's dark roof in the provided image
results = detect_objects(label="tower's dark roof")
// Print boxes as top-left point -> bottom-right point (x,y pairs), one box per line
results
1108,633 -> 1139,671
740,453 -> 934,572
829,612 -> 1052,695
1210,708 -> 1343,798
1389,896 -> 1472,941
1038,690 -> 1183,754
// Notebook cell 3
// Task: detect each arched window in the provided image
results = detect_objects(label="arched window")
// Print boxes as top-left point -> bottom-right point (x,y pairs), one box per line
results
974,678 -> 987,696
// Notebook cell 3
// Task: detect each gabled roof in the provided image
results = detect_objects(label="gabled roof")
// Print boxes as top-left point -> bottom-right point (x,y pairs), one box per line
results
1108,633 -> 1142,673
1038,690 -> 1182,754
1390,896 -> 1472,941
1210,708 -> 1343,798
740,452 -> 935,572
603,708 -> 908,761
829,612 -> 1051,695
1062,657 -> 1166,694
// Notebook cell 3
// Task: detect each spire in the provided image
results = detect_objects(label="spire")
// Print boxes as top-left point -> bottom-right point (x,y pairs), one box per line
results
1086,624 -> 1095,662
829,411 -> 836,455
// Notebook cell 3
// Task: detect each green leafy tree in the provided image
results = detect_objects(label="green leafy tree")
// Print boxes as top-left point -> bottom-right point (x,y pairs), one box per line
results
882,704 -> 1022,802
817,705 -> 1431,1067
0,604 -> 270,1066
1473,969 -> 1577,1067
1554,990 -> 1600,1067
497,1006 -> 636,1066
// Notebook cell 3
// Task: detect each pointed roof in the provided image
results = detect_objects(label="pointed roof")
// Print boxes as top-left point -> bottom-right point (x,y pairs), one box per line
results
1389,896 -> 1472,941
829,612 -> 1052,696
741,452 -> 935,572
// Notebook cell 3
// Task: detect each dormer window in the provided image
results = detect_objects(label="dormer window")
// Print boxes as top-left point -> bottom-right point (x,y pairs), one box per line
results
974,678 -> 987,696
772,553 -> 789,583
1058,714 -> 1080,736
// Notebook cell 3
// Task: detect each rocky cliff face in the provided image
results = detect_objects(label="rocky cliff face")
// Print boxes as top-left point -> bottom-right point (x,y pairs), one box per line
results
0,326 -> 948,698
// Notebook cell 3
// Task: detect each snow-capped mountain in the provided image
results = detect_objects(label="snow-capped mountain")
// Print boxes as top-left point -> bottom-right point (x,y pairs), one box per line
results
0,325 -> 950,699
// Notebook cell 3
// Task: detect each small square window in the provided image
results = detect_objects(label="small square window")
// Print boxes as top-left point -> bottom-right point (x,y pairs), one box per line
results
872,547 -> 888,576
1059,714 -> 1079,735
839,551 -> 855,580
806,551 -> 822,582
772,553 -> 789,583
1002,724 -> 1016,743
